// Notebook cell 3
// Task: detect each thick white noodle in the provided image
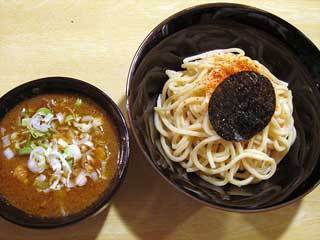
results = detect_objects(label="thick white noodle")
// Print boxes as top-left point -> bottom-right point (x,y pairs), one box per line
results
154,48 -> 296,187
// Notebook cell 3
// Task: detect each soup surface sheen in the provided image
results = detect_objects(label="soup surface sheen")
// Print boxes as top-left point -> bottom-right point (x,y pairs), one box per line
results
0,94 -> 119,217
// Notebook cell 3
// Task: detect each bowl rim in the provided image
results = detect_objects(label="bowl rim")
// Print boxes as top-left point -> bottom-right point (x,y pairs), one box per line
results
126,2 -> 320,213
0,76 -> 130,228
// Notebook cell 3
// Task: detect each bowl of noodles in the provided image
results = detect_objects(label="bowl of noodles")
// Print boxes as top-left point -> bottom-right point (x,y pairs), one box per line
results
126,3 -> 320,211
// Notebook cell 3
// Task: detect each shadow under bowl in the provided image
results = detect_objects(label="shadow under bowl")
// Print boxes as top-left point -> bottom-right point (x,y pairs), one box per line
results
126,3 -> 320,212
0,76 -> 130,228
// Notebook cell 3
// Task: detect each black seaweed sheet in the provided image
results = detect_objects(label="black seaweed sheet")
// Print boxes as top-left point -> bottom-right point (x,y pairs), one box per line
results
127,4 -> 320,210
208,71 -> 276,141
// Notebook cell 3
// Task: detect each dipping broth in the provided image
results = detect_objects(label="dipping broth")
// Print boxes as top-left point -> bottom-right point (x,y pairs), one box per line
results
0,94 -> 119,217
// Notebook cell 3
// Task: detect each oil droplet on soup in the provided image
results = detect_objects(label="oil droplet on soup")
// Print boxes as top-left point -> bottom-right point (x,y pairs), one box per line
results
0,94 -> 119,217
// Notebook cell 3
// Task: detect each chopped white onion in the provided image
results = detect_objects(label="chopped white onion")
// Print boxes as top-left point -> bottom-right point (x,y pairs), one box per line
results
81,115 -> 94,122
36,174 -> 46,182
10,132 -> 18,140
3,147 -> 14,160
66,144 -> 82,161
73,122 -> 92,133
66,172 -> 75,188
87,155 -> 93,161
44,113 -> 54,122
92,118 -> 102,127
2,135 -> 10,147
78,133 -> 91,145
28,147 -> 46,173
49,141 -> 58,152
57,138 -> 68,147
75,171 -> 87,186
50,174 -> 61,190
90,171 -> 99,181
60,157 -> 72,173
96,169 -> 102,178
47,153 -> 62,172
84,141 -> 94,148
56,113 -> 64,124
71,139 -> 78,146
31,114 -> 51,132
61,177 -> 67,185
46,147 -> 72,174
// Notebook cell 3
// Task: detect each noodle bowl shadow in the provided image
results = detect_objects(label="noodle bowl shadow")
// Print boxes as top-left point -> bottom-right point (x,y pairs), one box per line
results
0,205 -> 110,240
0,77 -> 130,228
126,3 -> 320,212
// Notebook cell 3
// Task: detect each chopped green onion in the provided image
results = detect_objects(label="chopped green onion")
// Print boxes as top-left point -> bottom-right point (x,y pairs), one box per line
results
66,159 -> 73,168
10,132 -> 18,140
75,98 -> 82,107
18,146 -> 33,155
75,115 -> 81,122
14,142 -> 21,150
17,140 -> 37,155
39,143 -> 48,149
64,147 -> 72,159
29,128 -> 51,139
29,129 -> 45,138
35,140 -> 47,149
37,107 -> 52,115
30,142 -> 37,149
65,115 -> 74,123
34,179 -> 50,191
21,118 -> 31,127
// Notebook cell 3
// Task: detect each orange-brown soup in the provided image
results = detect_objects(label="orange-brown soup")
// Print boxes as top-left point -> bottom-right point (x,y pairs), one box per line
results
0,94 -> 119,217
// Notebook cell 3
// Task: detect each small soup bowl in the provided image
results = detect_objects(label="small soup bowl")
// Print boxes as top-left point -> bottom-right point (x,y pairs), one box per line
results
0,77 -> 130,228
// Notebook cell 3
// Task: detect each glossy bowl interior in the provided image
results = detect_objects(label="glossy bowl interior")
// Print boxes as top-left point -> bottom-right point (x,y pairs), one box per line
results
0,77 -> 130,228
126,3 -> 320,212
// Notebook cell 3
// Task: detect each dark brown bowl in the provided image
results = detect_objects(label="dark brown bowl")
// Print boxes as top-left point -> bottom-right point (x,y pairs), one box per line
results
126,3 -> 320,212
0,77 -> 130,228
